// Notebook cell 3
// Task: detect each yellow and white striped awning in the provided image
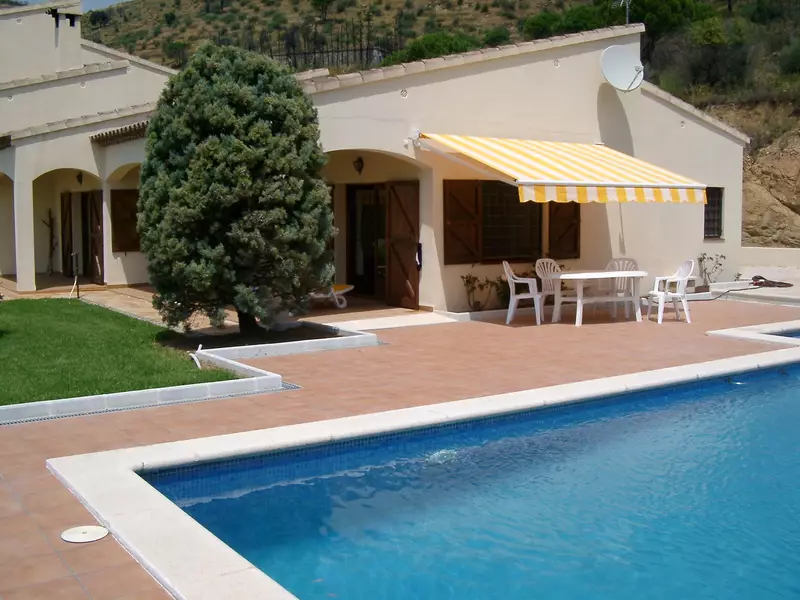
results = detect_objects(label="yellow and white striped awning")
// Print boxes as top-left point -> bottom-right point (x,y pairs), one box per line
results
419,133 -> 706,204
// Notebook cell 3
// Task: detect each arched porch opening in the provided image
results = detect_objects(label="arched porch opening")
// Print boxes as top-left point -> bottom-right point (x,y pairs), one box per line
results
0,173 -> 15,280
103,162 -> 149,288
30,168 -> 103,289
323,149 -> 424,310
107,163 -> 141,185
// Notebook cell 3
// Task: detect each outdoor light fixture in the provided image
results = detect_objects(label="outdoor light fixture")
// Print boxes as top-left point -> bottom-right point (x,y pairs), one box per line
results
76,172 -> 83,185
353,156 -> 364,175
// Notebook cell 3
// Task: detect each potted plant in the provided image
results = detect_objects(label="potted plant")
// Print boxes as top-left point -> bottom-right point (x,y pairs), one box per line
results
697,253 -> 726,293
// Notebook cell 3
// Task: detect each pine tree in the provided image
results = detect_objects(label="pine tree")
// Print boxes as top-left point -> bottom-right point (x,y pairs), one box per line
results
138,42 -> 335,334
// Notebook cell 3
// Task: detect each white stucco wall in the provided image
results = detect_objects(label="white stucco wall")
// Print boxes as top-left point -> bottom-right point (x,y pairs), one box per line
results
0,64 -> 167,134
2,24 -> 746,303
741,247 -> 800,267
0,5 -> 83,83
313,32 -> 747,311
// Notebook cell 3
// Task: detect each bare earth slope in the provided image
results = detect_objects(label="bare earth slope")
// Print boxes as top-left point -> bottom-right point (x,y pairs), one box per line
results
707,104 -> 800,247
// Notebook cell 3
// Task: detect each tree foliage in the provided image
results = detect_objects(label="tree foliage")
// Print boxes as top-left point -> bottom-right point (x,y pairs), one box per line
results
311,0 -> 334,20
138,43 -> 335,333
88,10 -> 110,27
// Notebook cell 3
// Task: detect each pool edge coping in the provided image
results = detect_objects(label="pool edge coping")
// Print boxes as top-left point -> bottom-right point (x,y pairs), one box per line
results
46,345 -> 800,600
706,319 -> 800,346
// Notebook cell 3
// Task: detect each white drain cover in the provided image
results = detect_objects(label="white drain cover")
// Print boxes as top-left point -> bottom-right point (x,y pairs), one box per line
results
61,525 -> 109,543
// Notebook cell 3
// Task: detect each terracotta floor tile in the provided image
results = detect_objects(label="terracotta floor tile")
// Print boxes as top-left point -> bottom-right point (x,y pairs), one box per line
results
0,513 -> 40,537
4,473 -> 64,497
59,537 -> 135,575
1,300 -> 800,599
0,526 -> 53,562
0,488 -> 23,519
1,577 -> 91,600
22,486 -> 80,513
113,589 -> 173,600
28,501 -> 94,530
78,563 -> 162,600
0,553 -> 72,593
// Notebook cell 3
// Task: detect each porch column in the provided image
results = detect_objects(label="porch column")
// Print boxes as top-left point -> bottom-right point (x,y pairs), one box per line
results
13,177 -> 35,292
101,181 -> 113,285
417,169 -> 442,310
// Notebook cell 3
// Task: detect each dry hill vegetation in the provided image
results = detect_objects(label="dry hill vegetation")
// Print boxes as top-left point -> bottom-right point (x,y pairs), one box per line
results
79,0 -> 800,247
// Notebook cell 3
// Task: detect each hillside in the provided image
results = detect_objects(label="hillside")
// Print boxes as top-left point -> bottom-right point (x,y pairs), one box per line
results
80,0 -> 800,248
80,0 -> 558,68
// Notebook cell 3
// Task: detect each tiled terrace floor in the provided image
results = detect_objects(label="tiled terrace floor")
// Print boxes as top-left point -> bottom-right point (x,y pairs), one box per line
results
2,300 -> 800,599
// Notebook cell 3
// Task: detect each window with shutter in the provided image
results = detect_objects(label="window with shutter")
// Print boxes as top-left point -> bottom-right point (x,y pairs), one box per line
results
443,181 -> 481,265
548,203 -> 580,260
111,189 -> 141,253
481,181 -> 542,262
704,187 -> 723,239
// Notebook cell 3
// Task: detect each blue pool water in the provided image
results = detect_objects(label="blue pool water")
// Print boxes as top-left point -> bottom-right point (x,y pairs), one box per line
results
777,330 -> 800,338
146,367 -> 800,600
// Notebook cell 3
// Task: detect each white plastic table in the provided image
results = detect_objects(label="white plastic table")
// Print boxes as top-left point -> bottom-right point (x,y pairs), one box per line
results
543,270 -> 649,327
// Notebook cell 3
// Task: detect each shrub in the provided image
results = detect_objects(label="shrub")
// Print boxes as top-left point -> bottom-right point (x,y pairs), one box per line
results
522,10 -> 560,40
382,31 -> 481,65
779,39 -> 800,74
560,5 -> 604,33
139,44 -> 335,332
164,11 -> 177,26
483,25 -> 511,46
270,12 -> 287,28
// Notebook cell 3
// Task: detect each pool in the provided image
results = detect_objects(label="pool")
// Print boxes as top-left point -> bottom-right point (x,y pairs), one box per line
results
145,366 -> 800,600
776,330 -> 800,338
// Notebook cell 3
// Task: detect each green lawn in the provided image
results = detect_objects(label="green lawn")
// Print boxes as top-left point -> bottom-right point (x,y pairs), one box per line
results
0,299 -> 236,405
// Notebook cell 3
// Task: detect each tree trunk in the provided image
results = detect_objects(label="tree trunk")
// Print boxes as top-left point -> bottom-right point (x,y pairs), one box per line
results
727,0 -> 732,14
237,310 -> 260,336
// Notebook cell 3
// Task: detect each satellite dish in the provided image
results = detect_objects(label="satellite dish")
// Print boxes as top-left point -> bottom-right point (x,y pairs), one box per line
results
601,45 -> 644,92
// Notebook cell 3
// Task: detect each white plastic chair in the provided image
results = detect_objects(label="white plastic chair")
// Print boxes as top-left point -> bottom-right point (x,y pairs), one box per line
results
647,260 -> 695,324
535,259 -> 578,323
596,257 -> 638,319
503,261 -> 543,325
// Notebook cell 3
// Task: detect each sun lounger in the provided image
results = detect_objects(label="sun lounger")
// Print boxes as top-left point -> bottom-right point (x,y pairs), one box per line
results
310,284 -> 354,308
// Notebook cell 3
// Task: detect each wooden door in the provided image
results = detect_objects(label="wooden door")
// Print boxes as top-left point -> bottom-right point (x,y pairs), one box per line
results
384,181 -> 420,309
346,185 -> 386,298
87,191 -> 104,284
60,192 -> 73,278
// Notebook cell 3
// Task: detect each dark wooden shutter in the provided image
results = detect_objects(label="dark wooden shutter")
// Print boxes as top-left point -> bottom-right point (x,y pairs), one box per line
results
60,192 -> 73,277
385,182 -> 420,309
111,189 -> 141,252
328,184 -> 336,253
443,180 -> 481,265
88,191 -> 104,284
548,202 -> 580,260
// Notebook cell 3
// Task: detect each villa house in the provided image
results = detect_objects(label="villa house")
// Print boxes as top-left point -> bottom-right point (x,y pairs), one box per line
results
0,1 -> 750,312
